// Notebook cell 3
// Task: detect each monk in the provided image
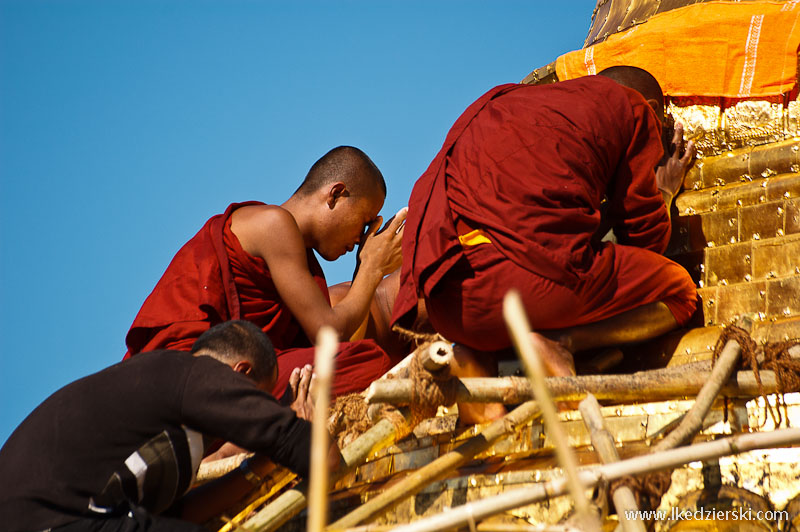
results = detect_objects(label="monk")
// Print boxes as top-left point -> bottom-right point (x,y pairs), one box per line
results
126,146 -> 407,401
393,67 -> 698,423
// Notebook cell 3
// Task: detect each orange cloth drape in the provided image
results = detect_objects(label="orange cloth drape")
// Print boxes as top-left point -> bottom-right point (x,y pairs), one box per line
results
557,1 -> 800,98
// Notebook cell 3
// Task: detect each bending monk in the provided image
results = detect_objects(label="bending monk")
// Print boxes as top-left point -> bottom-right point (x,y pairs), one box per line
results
126,146 -> 407,400
393,67 -> 698,423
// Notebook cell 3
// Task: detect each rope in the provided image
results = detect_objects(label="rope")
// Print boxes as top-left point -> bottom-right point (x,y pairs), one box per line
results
328,339 -> 460,445
610,471 -> 673,515
714,325 -> 800,427
405,344 -> 460,426
391,324 -> 445,347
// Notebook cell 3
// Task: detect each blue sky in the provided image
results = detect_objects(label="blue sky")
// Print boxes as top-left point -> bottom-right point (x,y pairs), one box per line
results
0,0 -> 593,444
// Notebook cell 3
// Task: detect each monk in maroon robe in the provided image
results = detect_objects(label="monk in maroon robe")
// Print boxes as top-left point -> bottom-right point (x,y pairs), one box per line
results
127,146 -> 407,401
393,67 -> 698,423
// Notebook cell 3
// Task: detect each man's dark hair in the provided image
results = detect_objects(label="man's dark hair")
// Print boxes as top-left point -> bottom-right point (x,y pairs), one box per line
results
598,65 -> 665,123
191,320 -> 276,383
294,146 -> 386,198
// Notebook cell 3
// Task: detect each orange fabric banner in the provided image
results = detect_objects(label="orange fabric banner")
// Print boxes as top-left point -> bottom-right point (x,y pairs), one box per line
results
556,1 -> 800,98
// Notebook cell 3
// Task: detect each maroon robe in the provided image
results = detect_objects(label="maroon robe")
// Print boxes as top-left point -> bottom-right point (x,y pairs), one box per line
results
126,202 -> 393,397
393,77 -> 697,351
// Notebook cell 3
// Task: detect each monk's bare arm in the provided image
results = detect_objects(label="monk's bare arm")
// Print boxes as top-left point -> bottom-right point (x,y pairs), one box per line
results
231,205 -> 404,341
655,122 -> 696,216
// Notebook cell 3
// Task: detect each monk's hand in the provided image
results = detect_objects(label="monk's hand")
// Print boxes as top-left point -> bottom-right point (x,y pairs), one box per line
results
289,364 -> 315,421
655,122 -> 696,208
358,207 -> 407,279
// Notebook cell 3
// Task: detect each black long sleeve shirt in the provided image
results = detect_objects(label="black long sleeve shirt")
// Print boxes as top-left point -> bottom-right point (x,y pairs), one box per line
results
0,350 -> 311,532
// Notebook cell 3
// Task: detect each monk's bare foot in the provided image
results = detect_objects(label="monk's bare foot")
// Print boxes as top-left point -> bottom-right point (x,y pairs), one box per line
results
452,344 -> 507,425
529,332 -> 575,377
529,333 -> 578,411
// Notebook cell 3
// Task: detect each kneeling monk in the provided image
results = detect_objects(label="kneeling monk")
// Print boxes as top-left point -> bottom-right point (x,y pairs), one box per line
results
127,146 -> 407,398
393,67 -> 698,423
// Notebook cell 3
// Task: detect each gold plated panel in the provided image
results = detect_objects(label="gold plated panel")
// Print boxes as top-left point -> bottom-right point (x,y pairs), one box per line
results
765,277 -> 800,320
766,173 -> 800,202
704,241 -> 752,287
702,209 -> 740,247
697,286 -> 718,325
787,199 -> 800,234
676,174 -> 800,216
739,201 -> 785,243
755,316 -> 800,343
715,281 -> 768,325
620,0 -> 659,30
752,235 -> 800,282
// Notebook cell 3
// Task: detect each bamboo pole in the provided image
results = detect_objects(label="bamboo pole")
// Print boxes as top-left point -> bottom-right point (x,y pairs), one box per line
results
328,400 -> 542,530
390,427 -> 800,532
420,341 -> 454,371
653,339 -> 741,452
196,452 -> 252,484
503,291 -> 597,531
578,394 -> 644,532
308,327 -> 338,532
366,365 -> 782,405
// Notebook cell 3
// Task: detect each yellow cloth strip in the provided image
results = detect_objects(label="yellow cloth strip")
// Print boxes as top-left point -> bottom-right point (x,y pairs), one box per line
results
458,229 -> 492,247
557,1 -> 800,98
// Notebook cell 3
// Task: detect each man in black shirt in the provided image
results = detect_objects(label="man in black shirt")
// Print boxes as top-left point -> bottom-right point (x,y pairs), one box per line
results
0,320 -> 322,532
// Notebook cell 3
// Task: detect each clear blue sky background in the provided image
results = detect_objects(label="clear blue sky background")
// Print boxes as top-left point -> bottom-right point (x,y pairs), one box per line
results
0,0 -> 593,444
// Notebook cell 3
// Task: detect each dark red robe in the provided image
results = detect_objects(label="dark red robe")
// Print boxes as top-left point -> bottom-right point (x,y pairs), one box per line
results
393,77 -> 697,351
126,202 -> 394,397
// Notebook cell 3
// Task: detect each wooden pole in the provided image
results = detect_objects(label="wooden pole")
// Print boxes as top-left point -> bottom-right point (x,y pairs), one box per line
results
578,394 -> 645,532
196,452 -> 252,484
420,341 -> 454,372
389,427 -> 800,532
308,327 -> 338,532
365,365 -> 782,405
503,291 -> 597,532
653,339 -> 741,452
328,400 -> 542,530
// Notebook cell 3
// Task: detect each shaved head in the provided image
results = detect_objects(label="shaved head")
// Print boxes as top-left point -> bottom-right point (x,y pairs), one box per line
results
294,146 -> 386,199
598,66 -> 664,123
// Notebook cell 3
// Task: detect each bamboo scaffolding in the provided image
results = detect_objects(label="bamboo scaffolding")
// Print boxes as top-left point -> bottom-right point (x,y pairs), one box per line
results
578,394 -> 644,532
503,291 -> 597,531
308,327 -> 338,532
328,400 -> 542,530
240,415 -> 405,532
389,427 -> 800,532
365,364 -> 782,405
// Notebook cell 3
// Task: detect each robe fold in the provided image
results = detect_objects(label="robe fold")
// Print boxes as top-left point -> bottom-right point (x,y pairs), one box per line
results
393,76 -> 697,351
126,202 -> 393,397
